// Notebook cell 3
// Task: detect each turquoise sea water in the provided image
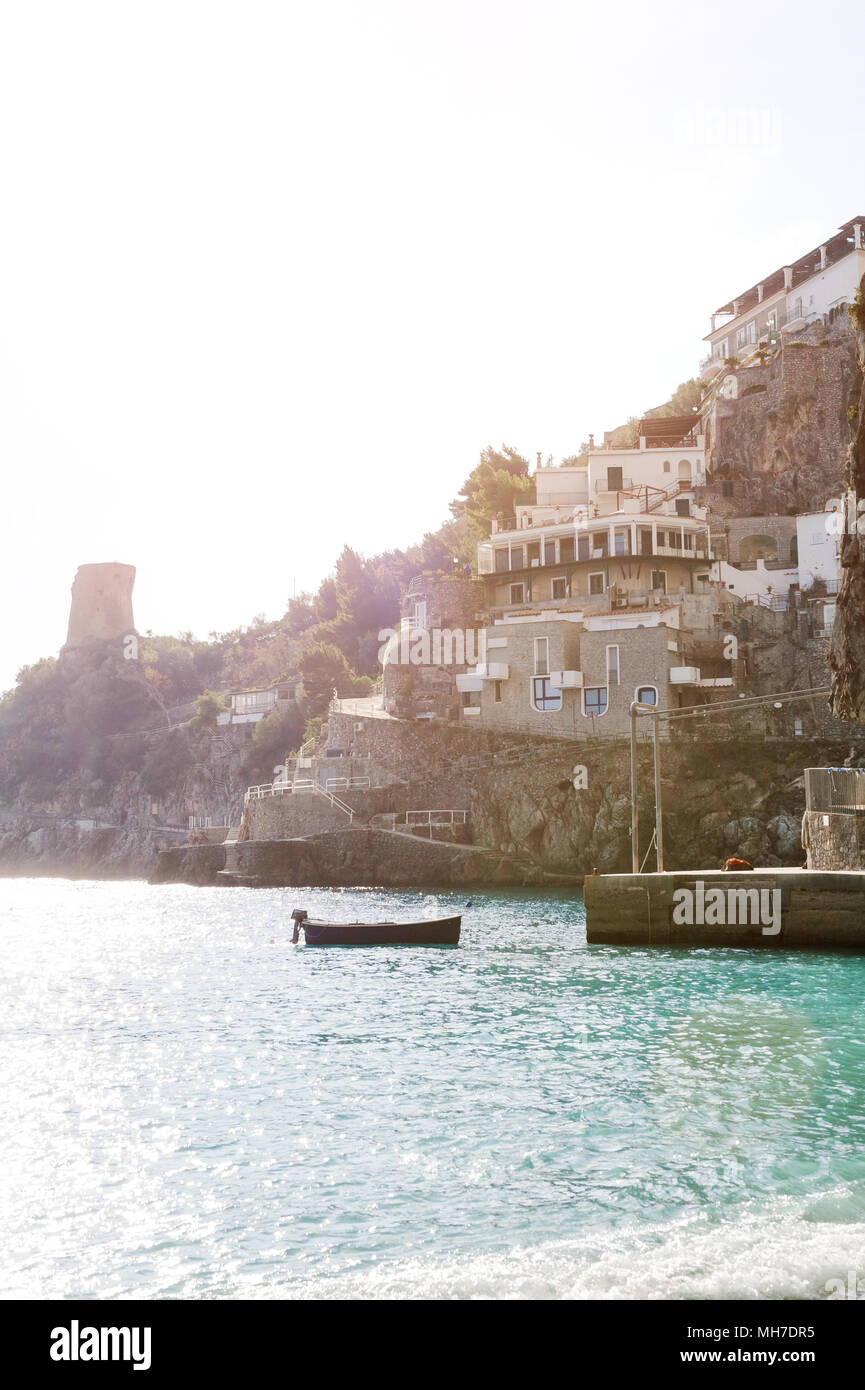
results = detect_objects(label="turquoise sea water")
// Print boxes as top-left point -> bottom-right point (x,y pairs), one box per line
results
2,877 -> 865,1300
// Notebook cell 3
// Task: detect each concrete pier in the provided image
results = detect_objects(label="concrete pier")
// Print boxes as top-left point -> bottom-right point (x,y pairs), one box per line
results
584,869 -> 865,948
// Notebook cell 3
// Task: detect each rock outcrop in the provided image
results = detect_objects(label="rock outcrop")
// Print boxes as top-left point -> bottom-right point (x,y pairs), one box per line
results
704,320 -> 858,515
831,277 -> 865,723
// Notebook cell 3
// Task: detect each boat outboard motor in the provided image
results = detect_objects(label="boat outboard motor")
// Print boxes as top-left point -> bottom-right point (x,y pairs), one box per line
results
290,908 -> 308,944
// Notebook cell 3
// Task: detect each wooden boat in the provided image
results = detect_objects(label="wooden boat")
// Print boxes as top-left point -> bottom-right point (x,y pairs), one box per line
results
290,908 -> 461,946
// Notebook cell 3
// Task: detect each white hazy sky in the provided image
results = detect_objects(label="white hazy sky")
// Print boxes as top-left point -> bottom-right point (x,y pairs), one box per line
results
1,0 -> 863,689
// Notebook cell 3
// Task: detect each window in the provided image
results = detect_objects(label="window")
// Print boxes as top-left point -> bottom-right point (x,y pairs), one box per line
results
532,677 -> 562,712
636,685 -> 657,706
663,460 -> 671,473
559,536 -> 575,563
614,528 -> 630,556
551,576 -> 568,600
527,541 -> 541,566
578,535 -> 590,561
510,545 -> 524,570
589,572 -> 605,596
494,680 -> 503,703
737,327 -> 746,348
606,645 -> 620,686
747,321 -> 756,344
544,539 -> 557,565
651,570 -> 666,593
766,310 -> 777,332
495,549 -> 508,572
583,687 -> 608,717
510,583 -> 525,604
534,637 -> 550,675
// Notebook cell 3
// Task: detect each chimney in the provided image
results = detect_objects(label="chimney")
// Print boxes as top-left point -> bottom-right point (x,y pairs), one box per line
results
588,433 -> 595,450
536,451 -> 542,469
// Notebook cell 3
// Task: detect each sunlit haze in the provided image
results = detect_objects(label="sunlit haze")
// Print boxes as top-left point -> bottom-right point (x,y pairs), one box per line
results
1,0 -> 863,688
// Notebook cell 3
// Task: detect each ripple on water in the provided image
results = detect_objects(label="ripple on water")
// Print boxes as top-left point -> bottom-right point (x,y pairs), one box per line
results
2,878 -> 865,1299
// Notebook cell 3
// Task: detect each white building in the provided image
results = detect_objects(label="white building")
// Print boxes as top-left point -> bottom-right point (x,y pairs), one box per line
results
703,216 -> 865,369
796,501 -> 843,594
710,558 -> 797,608
501,416 -> 706,536
216,680 -> 298,725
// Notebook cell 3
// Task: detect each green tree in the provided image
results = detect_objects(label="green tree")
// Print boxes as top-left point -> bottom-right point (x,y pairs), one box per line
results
242,704 -> 307,784
450,444 -> 535,538
299,642 -> 372,717
188,690 -> 227,730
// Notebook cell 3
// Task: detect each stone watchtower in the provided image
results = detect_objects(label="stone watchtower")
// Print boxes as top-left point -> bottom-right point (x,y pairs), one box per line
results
65,563 -> 136,647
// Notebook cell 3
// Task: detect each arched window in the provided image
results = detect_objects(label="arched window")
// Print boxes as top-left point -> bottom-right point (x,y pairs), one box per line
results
739,534 -> 777,562
663,460 -> 671,473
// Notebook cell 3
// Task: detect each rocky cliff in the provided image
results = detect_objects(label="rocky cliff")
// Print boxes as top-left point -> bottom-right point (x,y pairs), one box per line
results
704,319 -> 858,515
831,278 -> 865,722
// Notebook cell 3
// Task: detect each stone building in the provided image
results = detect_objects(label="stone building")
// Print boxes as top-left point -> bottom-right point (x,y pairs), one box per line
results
456,605 -> 740,740
65,562 -> 136,647
381,574 -> 485,718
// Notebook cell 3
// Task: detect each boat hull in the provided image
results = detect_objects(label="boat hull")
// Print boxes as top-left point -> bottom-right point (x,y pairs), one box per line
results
300,915 -> 461,946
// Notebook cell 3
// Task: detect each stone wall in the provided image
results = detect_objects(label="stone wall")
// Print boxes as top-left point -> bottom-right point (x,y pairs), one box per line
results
718,515 -> 799,564
151,827 -> 580,889
804,810 -> 865,870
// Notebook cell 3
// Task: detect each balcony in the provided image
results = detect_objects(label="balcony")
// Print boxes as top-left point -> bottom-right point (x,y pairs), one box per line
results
669,666 -> 701,685
475,663 -> 509,680
550,670 -> 583,689
455,673 -> 484,693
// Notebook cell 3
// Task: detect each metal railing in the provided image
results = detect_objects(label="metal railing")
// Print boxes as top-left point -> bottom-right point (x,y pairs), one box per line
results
805,767 -> 865,814
405,810 -> 469,827
325,776 -> 371,791
244,780 -> 356,821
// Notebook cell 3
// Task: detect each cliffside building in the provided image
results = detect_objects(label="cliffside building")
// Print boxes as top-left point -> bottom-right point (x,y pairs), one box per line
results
459,443 -> 744,737
702,215 -> 865,371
